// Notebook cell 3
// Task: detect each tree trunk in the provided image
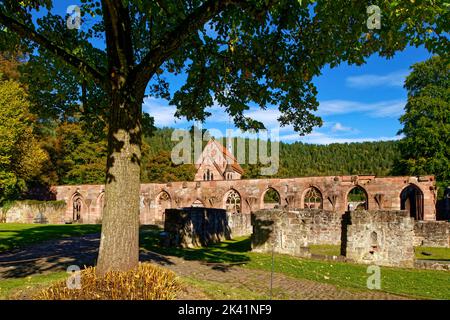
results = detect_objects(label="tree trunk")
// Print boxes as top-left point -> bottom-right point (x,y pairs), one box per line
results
96,89 -> 143,275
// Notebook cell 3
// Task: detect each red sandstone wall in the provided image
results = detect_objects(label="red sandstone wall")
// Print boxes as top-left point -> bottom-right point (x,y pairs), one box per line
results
54,175 -> 437,225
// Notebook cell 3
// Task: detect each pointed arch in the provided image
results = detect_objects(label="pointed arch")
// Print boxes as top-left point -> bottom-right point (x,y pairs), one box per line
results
261,187 -> 281,209
400,184 -> 424,220
303,186 -> 323,209
224,189 -> 242,214
71,192 -> 85,222
346,186 -> 368,211
155,190 -> 171,224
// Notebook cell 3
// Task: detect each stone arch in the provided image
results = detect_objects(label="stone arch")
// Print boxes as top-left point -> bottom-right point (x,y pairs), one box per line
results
70,192 -> 85,222
224,189 -> 242,214
400,184 -> 424,220
346,185 -> 368,211
261,187 -> 281,209
155,190 -> 172,224
302,186 -> 323,209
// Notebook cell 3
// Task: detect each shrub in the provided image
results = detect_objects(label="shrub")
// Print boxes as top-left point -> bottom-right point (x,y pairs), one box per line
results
35,263 -> 180,300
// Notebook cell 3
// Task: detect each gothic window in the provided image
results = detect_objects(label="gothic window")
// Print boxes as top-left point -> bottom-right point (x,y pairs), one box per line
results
225,189 -> 241,213
304,187 -> 323,209
72,196 -> 82,221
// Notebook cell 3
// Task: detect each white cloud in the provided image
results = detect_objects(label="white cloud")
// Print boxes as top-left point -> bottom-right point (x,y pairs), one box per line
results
280,131 -> 402,145
317,99 -> 405,118
331,122 -> 354,133
346,70 -> 408,89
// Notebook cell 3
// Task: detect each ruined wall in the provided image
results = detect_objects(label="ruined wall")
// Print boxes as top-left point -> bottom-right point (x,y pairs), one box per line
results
344,210 -> 415,268
414,221 -> 450,248
53,175 -> 438,225
4,201 -> 66,224
251,209 -> 342,257
163,208 -> 251,248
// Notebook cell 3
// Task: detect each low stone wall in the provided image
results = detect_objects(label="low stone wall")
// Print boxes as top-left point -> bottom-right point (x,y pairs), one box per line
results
227,212 -> 252,237
344,210 -> 415,268
163,207 -> 251,248
4,201 -> 66,224
251,209 -> 342,257
414,221 -> 450,248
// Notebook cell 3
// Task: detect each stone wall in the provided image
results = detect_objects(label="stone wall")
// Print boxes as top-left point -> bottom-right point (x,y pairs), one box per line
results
163,207 -> 251,248
344,210 -> 415,268
251,209 -> 342,257
4,201 -> 66,224
54,175 -> 438,225
414,221 -> 450,247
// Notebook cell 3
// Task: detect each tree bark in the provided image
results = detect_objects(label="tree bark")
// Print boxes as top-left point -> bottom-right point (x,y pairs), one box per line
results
96,87 -> 143,275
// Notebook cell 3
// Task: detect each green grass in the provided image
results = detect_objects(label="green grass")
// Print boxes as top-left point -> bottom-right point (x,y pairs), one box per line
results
309,244 -> 341,256
180,277 -> 268,300
415,247 -> 450,261
0,223 -> 101,252
1,225 -> 449,300
0,272 -> 67,299
140,229 -> 450,300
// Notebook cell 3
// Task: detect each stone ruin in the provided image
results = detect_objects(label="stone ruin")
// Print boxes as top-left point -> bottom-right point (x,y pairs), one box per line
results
251,209 -> 449,268
343,210 -> 416,268
163,207 -> 252,248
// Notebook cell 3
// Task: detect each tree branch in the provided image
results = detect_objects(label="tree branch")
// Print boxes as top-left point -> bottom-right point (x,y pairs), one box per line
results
132,0 -> 277,88
132,0 -> 241,87
0,9 -> 106,84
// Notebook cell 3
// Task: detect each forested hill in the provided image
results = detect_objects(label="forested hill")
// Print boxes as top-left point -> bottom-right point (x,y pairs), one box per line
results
277,140 -> 400,178
142,127 -> 400,181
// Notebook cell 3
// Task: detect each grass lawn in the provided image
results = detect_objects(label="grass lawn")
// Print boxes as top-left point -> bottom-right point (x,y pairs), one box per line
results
140,228 -> 450,300
0,272 -> 67,299
0,223 -> 101,252
1,225 -> 449,300
309,244 -> 341,256
415,247 -> 450,261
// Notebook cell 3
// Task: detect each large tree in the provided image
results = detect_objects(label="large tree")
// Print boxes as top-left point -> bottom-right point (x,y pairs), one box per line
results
0,0 -> 447,274
396,56 -> 449,197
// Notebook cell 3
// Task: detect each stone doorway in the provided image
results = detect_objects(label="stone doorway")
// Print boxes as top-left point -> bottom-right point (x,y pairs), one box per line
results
400,184 -> 424,220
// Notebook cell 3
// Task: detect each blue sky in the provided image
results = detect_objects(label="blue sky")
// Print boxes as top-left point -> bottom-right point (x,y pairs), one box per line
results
45,2 -> 435,145
145,46 -> 433,144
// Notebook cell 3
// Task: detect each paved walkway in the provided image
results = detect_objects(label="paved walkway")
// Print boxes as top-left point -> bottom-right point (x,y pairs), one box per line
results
0,234 -> 411,300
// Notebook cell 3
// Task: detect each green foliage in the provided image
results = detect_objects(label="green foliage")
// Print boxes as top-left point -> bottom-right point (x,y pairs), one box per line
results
395,56 -> 450,197
0,79 -> 48,204
142,150 -> 196,183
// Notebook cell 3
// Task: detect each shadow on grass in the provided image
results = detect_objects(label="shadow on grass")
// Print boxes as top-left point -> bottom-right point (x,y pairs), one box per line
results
139,226 -> 252,265
0,224 -> 101,253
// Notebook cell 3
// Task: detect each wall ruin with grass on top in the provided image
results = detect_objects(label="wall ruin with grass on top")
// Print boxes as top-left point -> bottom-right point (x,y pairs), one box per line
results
4,200 -> 66,224
414,221 -> 450,248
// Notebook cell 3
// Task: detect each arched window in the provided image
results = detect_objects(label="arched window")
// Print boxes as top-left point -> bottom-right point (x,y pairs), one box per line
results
211,173 -> 214,180
347,186 -> 368,211
304,187 -> 323,209
225,189 -> 241,213
72,194 -> 83,222
156,191 -> 171,224
400,184 -> 424,220
263,187 -> 281,209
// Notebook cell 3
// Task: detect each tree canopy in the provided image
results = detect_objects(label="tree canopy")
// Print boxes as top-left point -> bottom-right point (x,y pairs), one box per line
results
396,55 -> 450,196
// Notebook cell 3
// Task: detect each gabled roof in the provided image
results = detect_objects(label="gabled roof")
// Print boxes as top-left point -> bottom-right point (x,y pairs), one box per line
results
195,139 -> 244,175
